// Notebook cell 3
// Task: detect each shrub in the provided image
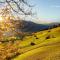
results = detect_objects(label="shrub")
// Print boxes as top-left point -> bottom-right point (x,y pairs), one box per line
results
46,35 -> 50,39
30,42 -> 35,46
36,37 -> 39,39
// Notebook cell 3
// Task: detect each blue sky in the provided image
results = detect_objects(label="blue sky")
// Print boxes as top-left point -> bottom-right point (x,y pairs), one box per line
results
0,0 -> 60,19
0,0 -> 60,23
29,0 -> 60,22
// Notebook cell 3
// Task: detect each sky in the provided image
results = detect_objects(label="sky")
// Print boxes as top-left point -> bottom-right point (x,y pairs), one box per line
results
0,0 -> 60,23
29,0 -> 60,23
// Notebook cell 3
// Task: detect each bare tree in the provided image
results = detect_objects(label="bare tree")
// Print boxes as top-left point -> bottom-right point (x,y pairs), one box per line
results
0,0 -> 34,38
0,0 -> 32,16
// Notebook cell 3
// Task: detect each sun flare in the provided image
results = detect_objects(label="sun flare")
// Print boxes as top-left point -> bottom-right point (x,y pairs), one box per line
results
0,16 -> 3,21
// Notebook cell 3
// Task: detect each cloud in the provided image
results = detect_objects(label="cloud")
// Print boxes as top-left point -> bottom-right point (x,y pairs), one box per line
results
35,18 -> 59,24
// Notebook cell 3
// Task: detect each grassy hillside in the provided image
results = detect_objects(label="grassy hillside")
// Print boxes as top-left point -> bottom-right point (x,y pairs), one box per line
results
0,27 -> 60,60
13,27 -> 60,60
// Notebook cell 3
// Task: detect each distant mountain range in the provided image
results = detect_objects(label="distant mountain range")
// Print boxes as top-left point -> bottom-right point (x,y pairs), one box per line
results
21,21 -> 49,32
19,20 -> 60,32
11,20 -> 60,33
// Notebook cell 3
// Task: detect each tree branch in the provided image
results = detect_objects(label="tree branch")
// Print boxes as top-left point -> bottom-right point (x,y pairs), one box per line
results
0,0 -> 32,15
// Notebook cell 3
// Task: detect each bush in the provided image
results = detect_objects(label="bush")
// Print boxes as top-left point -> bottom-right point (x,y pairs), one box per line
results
46,35 -> 50,39
30,42 -> 35,46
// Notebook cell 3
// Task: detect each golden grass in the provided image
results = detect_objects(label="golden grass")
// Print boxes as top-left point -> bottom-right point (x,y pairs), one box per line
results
13,27 -> 60,60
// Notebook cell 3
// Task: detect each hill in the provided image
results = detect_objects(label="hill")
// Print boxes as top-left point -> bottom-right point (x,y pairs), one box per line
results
11,20 -> 60,33
13,27 -> 60,60
0,20 -> 60,60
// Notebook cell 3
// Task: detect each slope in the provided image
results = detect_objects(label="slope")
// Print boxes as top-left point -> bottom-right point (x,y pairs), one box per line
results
13,27 -> 60,60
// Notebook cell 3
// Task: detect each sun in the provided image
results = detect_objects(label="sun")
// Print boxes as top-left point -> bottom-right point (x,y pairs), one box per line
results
0,16 -> 3,21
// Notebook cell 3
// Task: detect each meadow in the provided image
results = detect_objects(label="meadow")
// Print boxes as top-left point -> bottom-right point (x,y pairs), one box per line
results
0,25 -> 60,60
